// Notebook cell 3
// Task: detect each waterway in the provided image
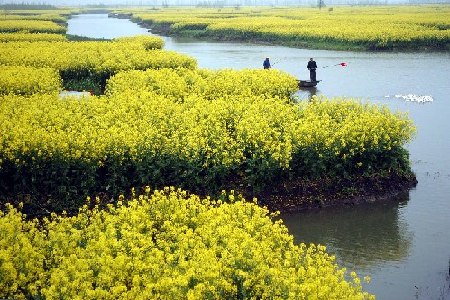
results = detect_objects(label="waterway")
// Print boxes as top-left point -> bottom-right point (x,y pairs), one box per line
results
67,14 -> 450,300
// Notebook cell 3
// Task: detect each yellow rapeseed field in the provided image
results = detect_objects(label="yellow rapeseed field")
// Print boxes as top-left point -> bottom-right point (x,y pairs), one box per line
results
0,9 -> 418,298
0,188 -> 374,299
124,5 -> 450,50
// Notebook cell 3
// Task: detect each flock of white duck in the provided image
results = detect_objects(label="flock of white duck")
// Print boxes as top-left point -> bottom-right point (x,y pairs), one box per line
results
385,94 -> 434,103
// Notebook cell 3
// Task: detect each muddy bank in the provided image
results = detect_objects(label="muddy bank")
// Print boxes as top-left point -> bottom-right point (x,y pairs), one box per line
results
256,172 -> 418,213
7,170 -> 416,218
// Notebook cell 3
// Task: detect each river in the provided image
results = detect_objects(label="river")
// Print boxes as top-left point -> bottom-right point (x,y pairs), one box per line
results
67,13 -> 450,299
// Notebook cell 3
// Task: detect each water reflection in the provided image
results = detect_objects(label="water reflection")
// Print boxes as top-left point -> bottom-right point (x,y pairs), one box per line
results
297,86 -> 318,101
281,192 -> 413,271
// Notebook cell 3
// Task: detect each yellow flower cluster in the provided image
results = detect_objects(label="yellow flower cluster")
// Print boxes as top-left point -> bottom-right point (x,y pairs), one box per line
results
0,188 -> 374,300
1,12 -> 70,23
105,67 -> 299,100
0,39 -> 196,75
0,66 -> 62,95
0,92 -> 296,167
0,32 -> 67,42
207,16 -> 450,48
113,35 -> 165,50
291,98 -> 416,176
0,88 -> 415,206
128,5 -> 450,49
0,19 -> 66,34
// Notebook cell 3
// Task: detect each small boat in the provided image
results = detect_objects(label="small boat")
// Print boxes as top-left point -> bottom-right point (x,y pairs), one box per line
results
298,80 -> 321,88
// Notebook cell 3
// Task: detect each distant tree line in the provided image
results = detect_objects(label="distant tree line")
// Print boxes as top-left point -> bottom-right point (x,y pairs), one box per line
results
0,3 -> 56,9
195,0 -> 227,7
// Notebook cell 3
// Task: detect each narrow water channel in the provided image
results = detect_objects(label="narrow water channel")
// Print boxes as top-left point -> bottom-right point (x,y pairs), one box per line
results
67,14 -> 450,300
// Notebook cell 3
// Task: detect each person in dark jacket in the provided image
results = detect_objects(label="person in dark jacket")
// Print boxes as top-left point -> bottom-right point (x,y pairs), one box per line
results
263,57 -> 271,69
307,58 -> 317,81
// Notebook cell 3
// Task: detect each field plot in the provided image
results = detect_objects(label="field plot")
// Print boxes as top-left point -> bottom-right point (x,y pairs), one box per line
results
0,37 -> 193,93
0,7 -> 417,212
0,189 -> 375,300
119,5 -> 450,51
0,9 -> 417,214
0,41 -> 415,214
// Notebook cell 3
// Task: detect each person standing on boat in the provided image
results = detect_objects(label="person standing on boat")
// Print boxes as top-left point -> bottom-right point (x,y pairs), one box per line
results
307,58 -> 317,81
263,57 -> 271,69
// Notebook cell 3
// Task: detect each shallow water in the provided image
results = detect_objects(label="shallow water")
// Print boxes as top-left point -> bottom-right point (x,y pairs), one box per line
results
68,14 -> 450,299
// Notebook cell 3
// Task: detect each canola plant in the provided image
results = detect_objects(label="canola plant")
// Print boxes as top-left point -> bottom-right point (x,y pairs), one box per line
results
126,5 -> 450,50
0,188 -> 374,300
0,8 -> 420,299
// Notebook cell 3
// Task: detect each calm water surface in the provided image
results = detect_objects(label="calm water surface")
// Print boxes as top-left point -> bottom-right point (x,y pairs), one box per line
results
68,14 -> 450,299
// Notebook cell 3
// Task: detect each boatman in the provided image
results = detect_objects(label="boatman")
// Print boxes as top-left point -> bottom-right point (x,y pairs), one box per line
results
263,57 -> 271,69
307,57 -> 317,81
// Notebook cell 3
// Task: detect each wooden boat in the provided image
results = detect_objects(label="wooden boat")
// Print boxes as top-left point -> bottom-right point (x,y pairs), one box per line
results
298,80 -> 321,88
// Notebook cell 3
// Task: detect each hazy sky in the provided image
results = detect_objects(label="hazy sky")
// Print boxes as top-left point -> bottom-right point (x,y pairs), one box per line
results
1,0 -> 448,6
